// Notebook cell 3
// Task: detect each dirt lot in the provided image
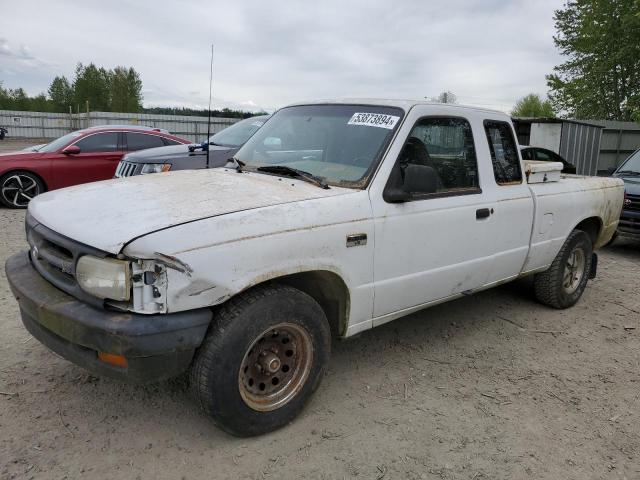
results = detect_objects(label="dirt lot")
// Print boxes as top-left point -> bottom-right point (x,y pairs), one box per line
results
1,140 -> 639,479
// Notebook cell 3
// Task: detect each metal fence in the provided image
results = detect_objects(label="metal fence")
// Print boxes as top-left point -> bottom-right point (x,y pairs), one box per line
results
0,110 -> 240,143
558,121 -> 603,176
589,120 -> 640,173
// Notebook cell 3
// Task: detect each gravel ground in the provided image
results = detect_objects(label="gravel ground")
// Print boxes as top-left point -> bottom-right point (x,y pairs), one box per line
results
0,141 -> 639,479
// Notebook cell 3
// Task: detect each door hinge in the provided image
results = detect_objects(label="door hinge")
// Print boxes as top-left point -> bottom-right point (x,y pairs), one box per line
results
346,233 -> 367,247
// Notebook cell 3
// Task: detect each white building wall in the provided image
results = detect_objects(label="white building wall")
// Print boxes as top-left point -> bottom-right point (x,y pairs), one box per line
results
529,123 -> 562,153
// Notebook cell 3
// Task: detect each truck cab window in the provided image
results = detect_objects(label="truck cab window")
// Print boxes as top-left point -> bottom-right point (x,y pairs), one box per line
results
387,117 -> 480,198
484,120 -> 522,185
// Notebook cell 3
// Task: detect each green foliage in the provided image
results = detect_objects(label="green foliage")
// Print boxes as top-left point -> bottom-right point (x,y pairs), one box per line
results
0,83 -> 51,111
142,106 -> 265,119
48,76 -> 73,112
110,67 -> 143,113
1,64 -> 261,118
0,62 -> 143,113
547,0 -> 640,121
72,63 -> 111,112
511,93 -> 556,117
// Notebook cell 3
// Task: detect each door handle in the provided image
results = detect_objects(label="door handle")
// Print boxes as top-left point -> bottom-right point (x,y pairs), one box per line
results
476,208 -> 492,220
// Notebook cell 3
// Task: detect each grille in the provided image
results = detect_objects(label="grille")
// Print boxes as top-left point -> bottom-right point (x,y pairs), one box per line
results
26,213 -> 109,308
624,193 -> 640,212
115,161 -> 139,178
619,217 -> 640,233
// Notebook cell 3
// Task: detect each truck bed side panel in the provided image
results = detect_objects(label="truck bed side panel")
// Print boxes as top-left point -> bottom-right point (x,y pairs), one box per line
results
523,176 -> 624,274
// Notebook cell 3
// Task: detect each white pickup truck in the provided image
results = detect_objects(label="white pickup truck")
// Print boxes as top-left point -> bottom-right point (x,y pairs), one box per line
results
6,99 -> 624,436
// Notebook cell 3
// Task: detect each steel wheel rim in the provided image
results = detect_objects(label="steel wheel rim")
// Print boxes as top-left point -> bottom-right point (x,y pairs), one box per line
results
563,247 -> 585,294
238,322 -> 313,412
1,174 -> 39,207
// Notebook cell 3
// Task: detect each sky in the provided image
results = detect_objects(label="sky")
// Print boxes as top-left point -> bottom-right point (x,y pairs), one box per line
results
0,0 -> 565,113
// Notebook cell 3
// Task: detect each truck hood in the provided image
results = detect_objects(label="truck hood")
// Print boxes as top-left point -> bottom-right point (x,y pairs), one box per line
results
28,168 -> 353,254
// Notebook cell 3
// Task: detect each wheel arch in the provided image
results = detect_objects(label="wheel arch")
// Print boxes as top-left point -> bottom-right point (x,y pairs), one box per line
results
572,216 -> 602,246
242,270 -> 351,338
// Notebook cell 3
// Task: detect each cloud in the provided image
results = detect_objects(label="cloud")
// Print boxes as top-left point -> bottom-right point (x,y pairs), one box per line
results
0,0 -> 565,112
0,38 -> 57,69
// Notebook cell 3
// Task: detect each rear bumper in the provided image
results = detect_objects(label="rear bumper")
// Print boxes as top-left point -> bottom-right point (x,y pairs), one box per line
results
6,251 -> 212,383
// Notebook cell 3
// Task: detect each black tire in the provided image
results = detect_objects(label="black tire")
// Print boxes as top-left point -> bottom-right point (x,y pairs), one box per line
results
190,283 -> 331,437
534,230 -> 593,309
0,171 -> 44,208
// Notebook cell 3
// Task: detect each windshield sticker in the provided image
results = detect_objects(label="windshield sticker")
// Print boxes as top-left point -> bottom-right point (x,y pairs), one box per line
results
348,112 -> 400,130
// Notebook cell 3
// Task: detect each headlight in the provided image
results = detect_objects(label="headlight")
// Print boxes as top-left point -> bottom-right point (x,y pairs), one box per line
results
140,163 -> 171,175
76,256 -> 131,301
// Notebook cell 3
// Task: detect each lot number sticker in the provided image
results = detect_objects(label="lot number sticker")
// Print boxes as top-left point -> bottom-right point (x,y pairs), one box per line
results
348,112 -> 400,130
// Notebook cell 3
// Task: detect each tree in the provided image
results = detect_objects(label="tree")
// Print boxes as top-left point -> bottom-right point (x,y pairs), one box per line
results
546,0 -> 640,121
72,63 -> 111,111
8,88 -> 30,111
430,91 -> 457,104
511,94 -> 556,117
0,82 -> 8,109
48,76 -> 73,112
110,66 -> 143,112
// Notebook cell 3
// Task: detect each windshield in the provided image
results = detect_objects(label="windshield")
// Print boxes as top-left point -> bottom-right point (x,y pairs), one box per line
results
209,116 -> 269,148
39,131 -> 84,153
233,105 -> 404,187
617,149 -> 640,174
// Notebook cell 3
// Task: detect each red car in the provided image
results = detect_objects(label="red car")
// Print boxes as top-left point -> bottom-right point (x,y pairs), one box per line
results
0,126 -> 190,208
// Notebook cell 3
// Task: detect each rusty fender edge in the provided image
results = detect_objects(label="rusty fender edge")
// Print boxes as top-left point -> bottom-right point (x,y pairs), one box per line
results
5,251 -> 212,383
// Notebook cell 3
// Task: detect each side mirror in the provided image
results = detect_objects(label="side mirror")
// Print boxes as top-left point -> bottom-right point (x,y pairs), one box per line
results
384,188 -> 410,203
62,145 -> 81,155
606,166 -> 616,176
384,164 -> 441,203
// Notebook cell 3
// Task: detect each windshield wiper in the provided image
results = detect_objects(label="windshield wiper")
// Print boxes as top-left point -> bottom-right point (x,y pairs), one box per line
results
616,170 -> 640,176
256,165 -> 330,189
226,156 -> 246,173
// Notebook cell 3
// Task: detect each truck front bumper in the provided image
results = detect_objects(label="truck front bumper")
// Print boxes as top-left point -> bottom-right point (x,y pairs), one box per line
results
5,251 -> 212,383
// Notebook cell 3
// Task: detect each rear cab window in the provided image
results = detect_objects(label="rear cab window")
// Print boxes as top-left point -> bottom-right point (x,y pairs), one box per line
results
484,120 -> 522,185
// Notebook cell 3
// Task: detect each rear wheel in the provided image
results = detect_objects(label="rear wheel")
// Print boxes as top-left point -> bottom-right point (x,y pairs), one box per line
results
0,171 -> 44,208
190,284 -> 331,436
534,230 -> 593,309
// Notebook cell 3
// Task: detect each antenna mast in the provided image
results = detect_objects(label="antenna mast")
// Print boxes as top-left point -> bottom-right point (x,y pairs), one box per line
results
206,44 -> 213,169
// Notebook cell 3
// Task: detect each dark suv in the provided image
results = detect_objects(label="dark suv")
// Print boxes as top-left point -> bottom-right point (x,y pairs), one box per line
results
611,148 -> 640,241
115,115 -> 269,177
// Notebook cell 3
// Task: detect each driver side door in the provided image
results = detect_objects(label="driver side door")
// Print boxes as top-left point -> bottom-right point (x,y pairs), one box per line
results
370,111 -> 495,322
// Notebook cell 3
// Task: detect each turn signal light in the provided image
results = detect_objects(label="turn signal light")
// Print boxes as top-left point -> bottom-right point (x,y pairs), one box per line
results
98,352 -> 128,368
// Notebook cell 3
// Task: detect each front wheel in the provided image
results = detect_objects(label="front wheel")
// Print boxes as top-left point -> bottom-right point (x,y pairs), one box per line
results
0,171 -> 44,208
190,284 -> 331,436
534,230 -> 593,309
